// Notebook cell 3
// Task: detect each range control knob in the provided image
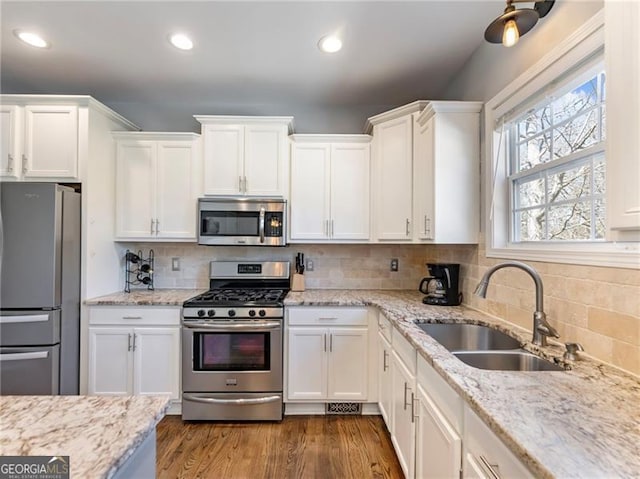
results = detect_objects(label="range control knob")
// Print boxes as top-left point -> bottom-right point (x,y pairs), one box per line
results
207,310 -> 216,317
248,310 -> 256,317
228,310 -> 236,317
197,310 -> 205,317
258,310 -> 266,317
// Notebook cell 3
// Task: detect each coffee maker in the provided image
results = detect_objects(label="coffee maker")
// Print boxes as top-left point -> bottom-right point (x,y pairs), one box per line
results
419,263 -> 462,306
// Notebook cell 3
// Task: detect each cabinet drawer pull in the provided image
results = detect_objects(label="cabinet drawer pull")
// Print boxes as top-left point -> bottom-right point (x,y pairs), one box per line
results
318,317 -> 338,321
383,350 -> 389,371
122,316 -> 142,320
479,455 -> 502,479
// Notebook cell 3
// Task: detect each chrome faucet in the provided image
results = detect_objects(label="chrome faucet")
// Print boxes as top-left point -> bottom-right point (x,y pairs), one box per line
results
474,261 -> 560,346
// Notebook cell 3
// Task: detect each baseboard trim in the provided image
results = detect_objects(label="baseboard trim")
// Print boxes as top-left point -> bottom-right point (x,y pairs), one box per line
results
284,402 -> 380,416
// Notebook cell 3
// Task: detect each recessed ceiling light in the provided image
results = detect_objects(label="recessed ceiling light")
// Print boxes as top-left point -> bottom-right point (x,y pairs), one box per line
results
14,30 -> 49,49
169,33 -> 194,51
318,35 -> 342,54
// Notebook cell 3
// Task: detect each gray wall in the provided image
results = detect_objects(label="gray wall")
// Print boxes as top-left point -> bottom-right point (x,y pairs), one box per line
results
443,1 -> 604,102
103,100 -> 396,134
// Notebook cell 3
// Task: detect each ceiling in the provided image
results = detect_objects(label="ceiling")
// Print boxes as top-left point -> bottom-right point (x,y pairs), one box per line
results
1,1 -> 505,132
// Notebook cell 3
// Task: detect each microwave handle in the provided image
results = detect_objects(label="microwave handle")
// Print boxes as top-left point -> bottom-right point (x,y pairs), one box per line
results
259,207 -> 266,243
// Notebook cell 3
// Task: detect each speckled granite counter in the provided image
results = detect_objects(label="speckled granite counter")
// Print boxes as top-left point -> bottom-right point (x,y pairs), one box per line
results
0,395 -> 169,478
85,289 -> 205,306
286,290 -> 640,479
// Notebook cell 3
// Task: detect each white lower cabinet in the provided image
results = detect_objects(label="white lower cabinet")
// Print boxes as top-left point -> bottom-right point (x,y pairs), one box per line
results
286,307 -> 369,402
88,307 -> 181,404
388,329 -> 418,478
463,406 -> 532,479
377,328 -> 392,426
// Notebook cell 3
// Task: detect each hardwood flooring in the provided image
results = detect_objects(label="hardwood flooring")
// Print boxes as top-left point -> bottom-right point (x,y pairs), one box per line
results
156,415 -> 403,479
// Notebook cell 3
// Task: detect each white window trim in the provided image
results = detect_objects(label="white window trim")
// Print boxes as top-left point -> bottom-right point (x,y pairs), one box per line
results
484,9 -> 640,269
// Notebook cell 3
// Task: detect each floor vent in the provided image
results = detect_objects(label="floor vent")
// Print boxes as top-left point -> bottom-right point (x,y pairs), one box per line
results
326,402 -> 362,415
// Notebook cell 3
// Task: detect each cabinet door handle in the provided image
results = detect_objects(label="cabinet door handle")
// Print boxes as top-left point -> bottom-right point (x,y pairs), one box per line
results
403,382 -> 410,410
150,218 -> 155,235
324,333 -> 327,352
243,176 -> 248,193
479,456 -> 502,479
132,333 -> 137,352
155,218 -> 160,235
411,393 -> 418,423
426,217 -> 431,238
7,154 -> 13,172
22,154 -> 28,174
238,176 -> 243,193
324,219 -> 329,237
330,220 -> 334,237
405,218 -> 410,236
383,350 -> 388,371
329,333 -> 333,352
127,333 -> 132,352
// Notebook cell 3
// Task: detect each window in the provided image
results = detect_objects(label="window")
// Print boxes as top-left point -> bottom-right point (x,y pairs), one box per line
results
509,70 -> 606,242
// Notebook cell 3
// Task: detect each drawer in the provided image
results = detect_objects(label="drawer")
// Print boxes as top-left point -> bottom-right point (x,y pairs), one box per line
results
377,313 -> 392,342
287,307 -> 368,326
417,354 -> 463,433
89,306 -> 180,326
392,328 -> 416,374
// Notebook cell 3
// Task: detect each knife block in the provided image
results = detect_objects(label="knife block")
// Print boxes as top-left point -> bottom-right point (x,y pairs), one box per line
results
291,273 -> 305,292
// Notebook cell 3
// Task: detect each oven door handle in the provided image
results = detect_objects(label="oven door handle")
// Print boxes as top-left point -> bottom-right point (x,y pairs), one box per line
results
183,394 -> 281,405
182,321 -> 281,330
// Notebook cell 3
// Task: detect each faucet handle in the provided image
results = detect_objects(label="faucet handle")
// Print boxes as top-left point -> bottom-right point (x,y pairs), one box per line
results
564,343 -> 584,361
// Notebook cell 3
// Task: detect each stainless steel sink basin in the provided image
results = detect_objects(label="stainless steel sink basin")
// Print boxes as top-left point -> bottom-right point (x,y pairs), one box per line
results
453,351 -> 564,372
415,322 -> 521,352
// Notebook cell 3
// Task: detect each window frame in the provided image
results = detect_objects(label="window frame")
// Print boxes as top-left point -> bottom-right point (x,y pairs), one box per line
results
484,9 -> 639,269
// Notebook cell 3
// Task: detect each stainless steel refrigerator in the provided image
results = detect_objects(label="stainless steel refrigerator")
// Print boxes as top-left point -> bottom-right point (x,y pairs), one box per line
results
0,182 -> 81,395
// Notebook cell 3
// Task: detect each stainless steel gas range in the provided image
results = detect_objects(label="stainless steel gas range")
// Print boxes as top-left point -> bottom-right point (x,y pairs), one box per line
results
181,261 -> 290,421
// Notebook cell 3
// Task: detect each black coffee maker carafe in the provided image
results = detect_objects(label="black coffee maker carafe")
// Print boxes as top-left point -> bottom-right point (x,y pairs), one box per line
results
419,263 -> 462,306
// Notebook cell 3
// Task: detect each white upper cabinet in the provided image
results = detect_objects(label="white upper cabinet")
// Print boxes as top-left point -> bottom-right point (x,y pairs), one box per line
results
1,103 -> 79,180
605,0 -> 640,239
367,101 -> 426,242
114,132 -> 200,241
290,135 -> 371,242
195,116 -> 293,197
413,101 -> 482,243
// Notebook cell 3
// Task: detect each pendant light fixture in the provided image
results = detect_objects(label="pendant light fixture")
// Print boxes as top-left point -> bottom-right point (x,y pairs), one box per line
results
484,0 -> 555,47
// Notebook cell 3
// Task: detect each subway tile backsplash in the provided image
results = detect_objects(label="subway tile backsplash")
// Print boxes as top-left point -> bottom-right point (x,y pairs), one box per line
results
123,241 -> 640,376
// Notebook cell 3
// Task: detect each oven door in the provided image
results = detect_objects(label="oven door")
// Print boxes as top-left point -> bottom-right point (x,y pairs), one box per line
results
182,320 -> 282,393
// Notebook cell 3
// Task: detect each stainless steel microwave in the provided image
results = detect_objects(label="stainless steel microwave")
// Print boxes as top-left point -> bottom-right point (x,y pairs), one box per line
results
198,197 -> 287,246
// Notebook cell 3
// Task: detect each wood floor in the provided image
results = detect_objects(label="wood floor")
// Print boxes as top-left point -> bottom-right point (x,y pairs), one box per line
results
156,415 -> 403,479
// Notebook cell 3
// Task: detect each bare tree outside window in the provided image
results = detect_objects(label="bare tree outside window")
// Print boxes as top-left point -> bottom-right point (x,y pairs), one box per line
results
509,71 -> 606,242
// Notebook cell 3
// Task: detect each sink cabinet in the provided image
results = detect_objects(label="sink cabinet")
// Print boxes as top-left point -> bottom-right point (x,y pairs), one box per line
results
195,116 -> 293,197
286,307 -> 369,402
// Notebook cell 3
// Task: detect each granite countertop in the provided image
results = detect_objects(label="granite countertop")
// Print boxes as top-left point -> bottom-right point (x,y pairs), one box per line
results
85,289 -> 205,306
0,395 -> 169,478
285,290 -> 640,479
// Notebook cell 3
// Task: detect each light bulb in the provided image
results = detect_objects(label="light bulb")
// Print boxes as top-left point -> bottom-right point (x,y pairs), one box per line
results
502,19 -> 520,47
169,33 -> 193,51
318,35 -> 342,53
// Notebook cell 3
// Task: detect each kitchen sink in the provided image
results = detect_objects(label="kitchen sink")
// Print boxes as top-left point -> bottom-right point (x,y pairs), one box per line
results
415,322 -> 521,351
453,351 -> 565,372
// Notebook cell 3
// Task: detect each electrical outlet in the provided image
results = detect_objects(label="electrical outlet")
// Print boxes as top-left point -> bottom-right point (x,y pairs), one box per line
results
306,259 -> 314,272
390,258 -> 399,272
171,257 -> 181,271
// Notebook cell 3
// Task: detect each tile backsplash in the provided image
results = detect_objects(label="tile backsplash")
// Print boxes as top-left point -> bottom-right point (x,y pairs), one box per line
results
123,241 -> 639,375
